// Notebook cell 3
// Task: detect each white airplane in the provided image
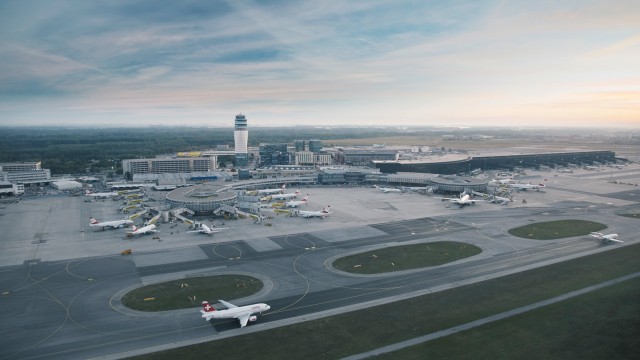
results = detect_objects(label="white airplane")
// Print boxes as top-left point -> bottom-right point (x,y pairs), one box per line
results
557,168 -> 574,173
489,178 -> 516,186
89,217 -> 133,230
439,193 -> 485,208
85,190 -> 119,198
188,223 -> 229,235
285,194 -> 309,208
401,186 -> 432,193
200,299 -> 270,328
256,184 -> 286,195
490,195 -> 513,205
589,232 -> 623,243
271,189 -> 301,200
374,185 -> 402,193
127,224 -> 157,236
294,205 -> 332,218
509,180 -> 546,191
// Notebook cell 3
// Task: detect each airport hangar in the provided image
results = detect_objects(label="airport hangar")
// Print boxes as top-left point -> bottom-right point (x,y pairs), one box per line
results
372,150 -> 617,174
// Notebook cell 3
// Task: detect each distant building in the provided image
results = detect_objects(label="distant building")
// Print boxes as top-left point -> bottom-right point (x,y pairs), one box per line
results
259,143 -> 290,166
336,148 -> 398,166
234,114 -> 249,167
0,162 -> 51,185
308,139 -> 323,153
294,140 -> 306,152
122,156 -> 217,175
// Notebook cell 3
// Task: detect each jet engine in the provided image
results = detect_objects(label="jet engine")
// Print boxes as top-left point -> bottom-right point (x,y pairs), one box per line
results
249,315 -> 257,322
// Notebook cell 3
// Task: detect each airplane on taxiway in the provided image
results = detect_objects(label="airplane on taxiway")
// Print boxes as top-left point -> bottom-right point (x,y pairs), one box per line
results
438,193 -> 486,208
589,232 -> 623,243
200,299 -> 270,328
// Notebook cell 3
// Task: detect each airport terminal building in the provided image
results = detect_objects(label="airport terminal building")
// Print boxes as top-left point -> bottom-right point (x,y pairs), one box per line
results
373,150 -> 617,174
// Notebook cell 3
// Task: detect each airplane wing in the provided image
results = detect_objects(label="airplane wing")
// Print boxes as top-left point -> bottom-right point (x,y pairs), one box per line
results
219,299 -> 238,309
237,313 -> 250,328
609,238 -> 624,243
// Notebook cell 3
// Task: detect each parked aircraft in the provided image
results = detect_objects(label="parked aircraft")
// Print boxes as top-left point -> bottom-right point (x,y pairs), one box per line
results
489,178 -> 516,186
374,185 -> 402,193
200,299 -> 270,328
294,205 -> 332,218
490,195 -> 513,205
271,189 -> 301,200
89,217 -> 133,230
257,184 -> 286,195
286,194 -> 309,207
401,186 -> 433,194
509,180 -> 546,191
127,224 -> 157,236
439,193 -> 485,208
188,223 -> 229,235
85,190 -> 119,198
557,168 -> 574,173
589,232 -> 623,243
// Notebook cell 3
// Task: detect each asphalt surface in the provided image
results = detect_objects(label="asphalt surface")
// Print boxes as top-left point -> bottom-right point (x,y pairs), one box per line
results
1,166 -> 640,359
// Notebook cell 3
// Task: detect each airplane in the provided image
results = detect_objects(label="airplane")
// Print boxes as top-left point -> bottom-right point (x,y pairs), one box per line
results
509,180 -> 546,191
200,299 -> 270,328
589,232 -> 623,243
374,185 -> 402,193
127,224 -> 157,236
285,194 -> 309,208
438,193 -> 486,208
490,195 -> 513,205
85,190 -> 119,198
489,178 -> 516,186
557,168 -> 574,173
293,205 -> 332,218
401,186 -> 433,194
270,189 -> 301,200
89,217 -> 133,230
256,184 -> 286,195
188,223 -> 229,235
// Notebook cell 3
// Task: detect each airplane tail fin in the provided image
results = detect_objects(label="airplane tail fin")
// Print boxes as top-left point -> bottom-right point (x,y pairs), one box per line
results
202,301 -> 216,313
131,225 -> 138,232
302,194 -> 309,201
322,205 -> 331,214
90,217 -> 98,224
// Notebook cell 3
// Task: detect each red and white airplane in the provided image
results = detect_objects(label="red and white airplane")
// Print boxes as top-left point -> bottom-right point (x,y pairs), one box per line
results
589,232 -> 623,243
89,217 -> 133,230
285,194 -> 309,208
200,299 -> 270,328
256,184 -> 286,195
294,205 -> 332,218
127,224 -> 157,236
188,223 -> 229,235
271,189 -> 300,200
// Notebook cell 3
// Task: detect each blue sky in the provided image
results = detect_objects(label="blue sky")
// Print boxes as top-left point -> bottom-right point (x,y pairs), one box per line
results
0,0 -> 638,128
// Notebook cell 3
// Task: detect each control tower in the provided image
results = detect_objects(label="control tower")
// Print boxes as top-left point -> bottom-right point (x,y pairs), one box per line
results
234,114 -> 248,167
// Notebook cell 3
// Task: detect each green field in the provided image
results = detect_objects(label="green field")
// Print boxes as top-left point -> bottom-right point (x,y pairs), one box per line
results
378,277 -> 640,360
121,275 -> 263,312
332,241 -> 482,274
131,244 -> 640,360
508,220 -> 606,240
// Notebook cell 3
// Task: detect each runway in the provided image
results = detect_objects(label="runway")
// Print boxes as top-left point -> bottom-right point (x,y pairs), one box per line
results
1,167 -> 640,359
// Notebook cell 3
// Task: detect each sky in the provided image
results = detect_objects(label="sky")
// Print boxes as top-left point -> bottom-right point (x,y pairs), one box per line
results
0,0 -> 638,128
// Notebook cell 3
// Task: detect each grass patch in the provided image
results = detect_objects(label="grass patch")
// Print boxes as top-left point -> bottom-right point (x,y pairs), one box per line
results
121,275 -> 262,312
379,277 -> 640,360
332,241 -> 482,274
131,244 -> 640,360
508,220 -> 606,240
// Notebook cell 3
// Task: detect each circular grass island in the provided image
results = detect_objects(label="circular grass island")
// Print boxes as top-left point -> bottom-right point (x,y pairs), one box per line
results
122,275 -> 263,312
332,241 -> 481,274
508,220 -> 606,240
